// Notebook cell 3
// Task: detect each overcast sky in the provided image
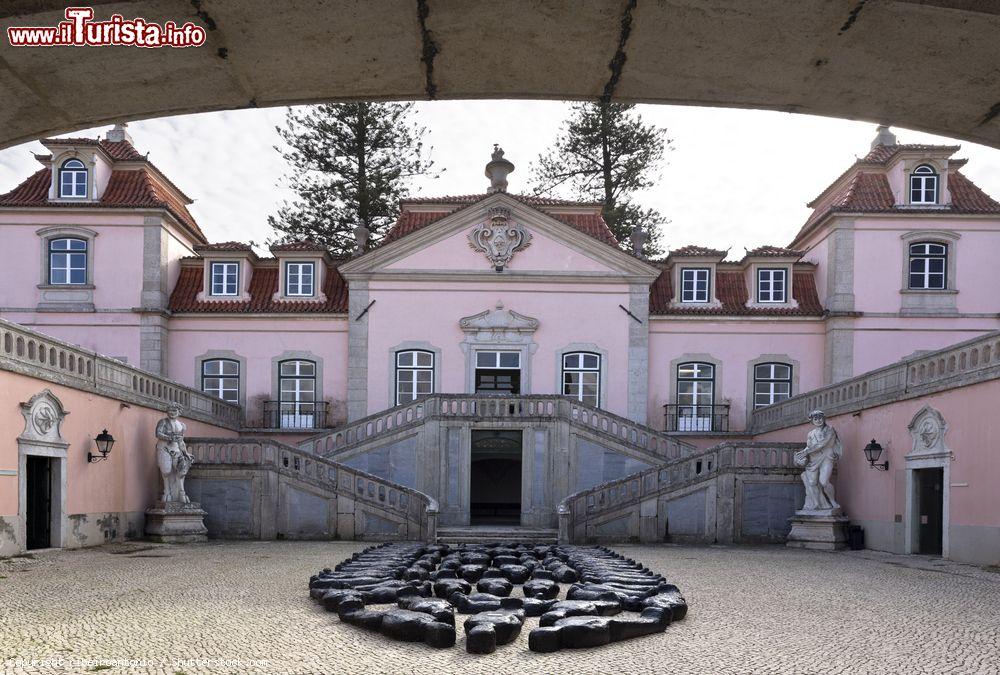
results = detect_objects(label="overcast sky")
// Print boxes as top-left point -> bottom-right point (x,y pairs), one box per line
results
2,101 -> 999,258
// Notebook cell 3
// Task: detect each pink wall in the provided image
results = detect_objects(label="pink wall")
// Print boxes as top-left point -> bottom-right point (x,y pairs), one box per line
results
167,316 -> 349,424
0,212 -> 148,310
366,280 -> 633,416
0,369 -> 237,518
850,316 -> 1000,375
756,378 -> 1000,560
0,313 -> 142,365
647,320 -> 826,430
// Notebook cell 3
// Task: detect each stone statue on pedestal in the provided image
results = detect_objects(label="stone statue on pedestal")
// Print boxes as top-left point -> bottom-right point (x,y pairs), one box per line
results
155,403 -> 193,503
786,409 -> 849,550
794,410 -> 843,513
145,403 -> 207,542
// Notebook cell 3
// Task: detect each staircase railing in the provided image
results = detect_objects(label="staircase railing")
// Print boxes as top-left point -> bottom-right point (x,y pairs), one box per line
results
557,441 -> 802,543
301,394 -> 697,464
187,437 -> 438,541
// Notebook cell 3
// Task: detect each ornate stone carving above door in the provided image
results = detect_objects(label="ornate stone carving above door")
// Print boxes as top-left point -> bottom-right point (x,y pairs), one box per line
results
467,206 -> 532,271
19,389 -> 69,448
459,301 -> 539,343
906,406 -> 951,460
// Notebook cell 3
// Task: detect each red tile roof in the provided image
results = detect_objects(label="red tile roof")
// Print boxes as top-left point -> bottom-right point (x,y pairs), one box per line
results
0,167 -> 203,239
668,245 -> 727,258
44,137 -> 147,161
743,245 -> 804,259
795,169 -> 1000,245
400,193 -> 602,207
194,241 -> 254,252
382,194 -> 619,248
270,240 -> 330,252
169,263 -> 348,314
649,267 -> 824,316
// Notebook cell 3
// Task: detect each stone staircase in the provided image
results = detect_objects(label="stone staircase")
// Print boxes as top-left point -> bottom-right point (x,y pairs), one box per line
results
436,526 -> 559,545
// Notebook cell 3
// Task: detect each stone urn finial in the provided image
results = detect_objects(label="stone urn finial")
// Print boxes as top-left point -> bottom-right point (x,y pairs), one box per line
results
871,124 -> 897,150
485,144 -> 515,193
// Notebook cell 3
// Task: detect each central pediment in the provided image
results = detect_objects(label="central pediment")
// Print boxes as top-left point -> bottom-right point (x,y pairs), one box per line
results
459,301 -> 539,335
336,192 -> 661,282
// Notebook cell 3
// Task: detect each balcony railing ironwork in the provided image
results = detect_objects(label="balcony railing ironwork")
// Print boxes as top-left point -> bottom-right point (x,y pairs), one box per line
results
663,403 -> 730,432
261,400 -> 332,430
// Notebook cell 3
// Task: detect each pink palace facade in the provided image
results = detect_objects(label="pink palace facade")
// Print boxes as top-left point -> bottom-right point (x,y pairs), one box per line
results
1,124 -> 999,558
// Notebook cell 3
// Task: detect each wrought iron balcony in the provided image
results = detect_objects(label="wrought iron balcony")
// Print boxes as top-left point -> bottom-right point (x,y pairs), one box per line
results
663,403 -> 730,432
260,401 -> 332,430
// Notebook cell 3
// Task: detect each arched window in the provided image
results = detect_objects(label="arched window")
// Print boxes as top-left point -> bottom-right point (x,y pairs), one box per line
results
674,362 -> 715,431
753,362 -> 792,408
562,352 -> 601,407
58,158 -> 88,198
201,359 -> 240,403
396,350 -> 434,405
48,237 -> 87,285
278,359 -> 316,428
908,242 -> 947,289
909,164 -> 938,205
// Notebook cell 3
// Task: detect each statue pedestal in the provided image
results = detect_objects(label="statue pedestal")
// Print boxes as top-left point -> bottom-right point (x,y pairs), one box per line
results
786,510 -> 848,551
145,501 -> 208,543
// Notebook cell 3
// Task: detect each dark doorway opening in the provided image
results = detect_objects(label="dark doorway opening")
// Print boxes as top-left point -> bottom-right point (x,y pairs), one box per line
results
470,430 -> 522,524
916,467 -> 944,555
26,456 -> 53,550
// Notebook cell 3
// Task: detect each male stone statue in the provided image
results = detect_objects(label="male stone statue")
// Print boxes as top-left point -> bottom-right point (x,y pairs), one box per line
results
155,402 -> 194,503
794,409 -> 842,512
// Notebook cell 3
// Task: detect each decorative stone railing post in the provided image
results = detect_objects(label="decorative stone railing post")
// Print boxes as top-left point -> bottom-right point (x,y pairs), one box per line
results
425,498 -> 439,543
557,502 -> 570,544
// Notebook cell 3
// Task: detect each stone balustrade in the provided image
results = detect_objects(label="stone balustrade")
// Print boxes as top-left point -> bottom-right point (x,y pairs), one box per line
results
187,437 -> 438,541
0,318 -> 242,428
752,330 -> 1000,433
558,441 -> 803,544
303,394 -> 696,463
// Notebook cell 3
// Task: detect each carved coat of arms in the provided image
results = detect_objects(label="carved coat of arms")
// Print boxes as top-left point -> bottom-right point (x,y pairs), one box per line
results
468,206 -> 531,271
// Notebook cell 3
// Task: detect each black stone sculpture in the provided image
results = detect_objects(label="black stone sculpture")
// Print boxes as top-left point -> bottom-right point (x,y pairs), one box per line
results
307,541 -> 688,655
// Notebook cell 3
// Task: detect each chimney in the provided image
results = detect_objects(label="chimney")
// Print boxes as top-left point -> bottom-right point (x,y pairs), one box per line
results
105,122 -> 133,145
870,124 -> 897,150
485,144 -> 515,193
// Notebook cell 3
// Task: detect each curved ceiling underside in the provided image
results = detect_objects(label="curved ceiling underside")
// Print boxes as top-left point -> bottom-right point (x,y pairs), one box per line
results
1,0 -> 999,150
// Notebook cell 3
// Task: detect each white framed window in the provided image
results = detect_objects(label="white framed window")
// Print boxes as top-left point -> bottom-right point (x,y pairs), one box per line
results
285,262 -> 315,297
562,352 -> 600,407
753,362 -> 792,409
680,268 -> 710,303
475,350 -> 521,394
757,268 -> 787,303
201,359 -> 239,403
58,159 -> 87,198
210,262 -> 239,296
908,242 -> 947,290
396,350 -> 434,404
675,362 -> 715,431
278,359 -> 317,428
48,238 -> 87,285
910,164 -> 938,205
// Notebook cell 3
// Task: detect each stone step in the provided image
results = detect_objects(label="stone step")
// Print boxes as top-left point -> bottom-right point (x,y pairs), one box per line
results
436,526 -> 558,545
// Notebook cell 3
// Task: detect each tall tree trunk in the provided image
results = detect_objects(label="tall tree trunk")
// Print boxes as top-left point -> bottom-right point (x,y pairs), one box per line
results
356,104 -> 370,231
599,101 -> 615,223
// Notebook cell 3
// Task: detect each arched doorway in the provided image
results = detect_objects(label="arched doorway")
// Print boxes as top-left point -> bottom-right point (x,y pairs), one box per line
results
469,430 -> 522,525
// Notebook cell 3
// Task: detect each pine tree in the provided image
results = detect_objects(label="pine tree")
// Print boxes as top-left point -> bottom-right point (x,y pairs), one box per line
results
269,102 -> 433,256
531,101 -> 671,256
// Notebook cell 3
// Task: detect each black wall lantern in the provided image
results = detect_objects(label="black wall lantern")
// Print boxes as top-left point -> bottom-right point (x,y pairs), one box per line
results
863,438 -> 889,471
88,429 -> 115,463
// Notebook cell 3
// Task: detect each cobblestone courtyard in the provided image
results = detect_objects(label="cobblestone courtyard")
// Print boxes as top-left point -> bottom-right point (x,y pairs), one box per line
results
1,541 -> 998,674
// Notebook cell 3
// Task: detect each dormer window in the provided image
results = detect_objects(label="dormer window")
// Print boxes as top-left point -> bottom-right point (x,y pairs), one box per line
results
680,268 -> 710,303
58,159 -> 87,198
285,262 -> 315,297
210,262 -> 239,296
757,268 -> 787,303
910,164 -> 938,205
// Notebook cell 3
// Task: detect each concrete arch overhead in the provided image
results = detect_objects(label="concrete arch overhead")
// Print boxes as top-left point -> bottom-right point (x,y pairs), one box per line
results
1,1 -> 1000,150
